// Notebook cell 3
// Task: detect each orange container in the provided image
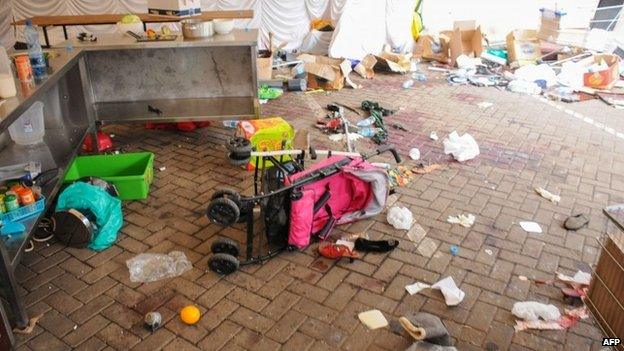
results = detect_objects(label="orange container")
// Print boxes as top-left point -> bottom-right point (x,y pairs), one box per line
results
14,55 -> 33,82
16,187 -> 35,205
583,54 -> 620,90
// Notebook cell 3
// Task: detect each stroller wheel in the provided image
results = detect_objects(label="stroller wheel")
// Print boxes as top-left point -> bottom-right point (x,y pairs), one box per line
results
228,152 -> 251,166
211,237 -> 240,256
208,253 -> 239,275
226,137 -> 252,153
211,187 -> 242,203
206,198 -> 240,226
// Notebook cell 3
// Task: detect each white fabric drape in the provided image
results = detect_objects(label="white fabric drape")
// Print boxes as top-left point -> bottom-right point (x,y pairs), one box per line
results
2,0 -> 416,58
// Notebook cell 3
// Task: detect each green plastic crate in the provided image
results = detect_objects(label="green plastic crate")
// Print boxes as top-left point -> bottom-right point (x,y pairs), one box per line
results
64,152 -> 154,200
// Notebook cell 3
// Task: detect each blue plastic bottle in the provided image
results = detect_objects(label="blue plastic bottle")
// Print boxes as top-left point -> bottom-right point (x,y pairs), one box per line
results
24,20 -> 47,80
358,127 -> 378,137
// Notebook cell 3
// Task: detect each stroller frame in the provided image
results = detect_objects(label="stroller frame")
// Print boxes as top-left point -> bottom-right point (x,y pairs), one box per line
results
206,146 -> 401,275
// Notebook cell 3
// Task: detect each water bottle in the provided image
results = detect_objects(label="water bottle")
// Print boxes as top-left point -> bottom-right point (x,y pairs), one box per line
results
356,116 -> 375,127
358,127 -> 378,137
222,120 -> 238,128
24,20 -> 47,80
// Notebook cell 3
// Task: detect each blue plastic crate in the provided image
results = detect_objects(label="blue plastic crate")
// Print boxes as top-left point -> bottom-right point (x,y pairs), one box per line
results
0,196 -> 45,222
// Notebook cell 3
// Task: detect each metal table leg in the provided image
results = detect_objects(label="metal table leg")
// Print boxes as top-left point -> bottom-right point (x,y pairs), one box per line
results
62,25 -> 68,40
0,245 -> 28,329
42,26 -> 50,48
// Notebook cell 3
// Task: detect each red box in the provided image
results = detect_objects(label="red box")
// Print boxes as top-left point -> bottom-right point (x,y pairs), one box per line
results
583,54 -> 621,90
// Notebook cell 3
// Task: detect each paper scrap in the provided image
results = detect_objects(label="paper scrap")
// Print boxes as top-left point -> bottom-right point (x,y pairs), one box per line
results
447,214 -> 475,228
405,282 -> 431,295
519,221 -> 542,233
358,309 -> 388,330
535,187 -> 561,203
409,148 -> 421,160
429,131 -> 439,140
431,276 -> 465,306
485,249 -> 493,256
477,101 -> 493,109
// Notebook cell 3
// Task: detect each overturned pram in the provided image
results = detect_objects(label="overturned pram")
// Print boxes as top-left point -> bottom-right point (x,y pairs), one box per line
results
205,143 -> 401,275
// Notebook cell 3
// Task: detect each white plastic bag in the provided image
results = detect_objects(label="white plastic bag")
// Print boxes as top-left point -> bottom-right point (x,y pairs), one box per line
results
443,131 -> 480,162
387,206 -> 413,230
512,301 -> 561,321
126,251 -> 192,283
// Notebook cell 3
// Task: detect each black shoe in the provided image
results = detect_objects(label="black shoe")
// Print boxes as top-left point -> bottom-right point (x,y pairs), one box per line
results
354,238 -> 399,253
33,218 -> 54,242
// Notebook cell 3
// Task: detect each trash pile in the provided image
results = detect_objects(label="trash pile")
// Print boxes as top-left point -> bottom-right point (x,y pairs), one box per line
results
418,15 -> 623,108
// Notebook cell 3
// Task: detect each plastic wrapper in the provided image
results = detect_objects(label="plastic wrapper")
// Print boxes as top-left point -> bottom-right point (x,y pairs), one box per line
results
443,131 -> 480,162
387,206 -> 413,230
126,251 -> 192,283
512,301 -> 561,321
56,182 -> 122,251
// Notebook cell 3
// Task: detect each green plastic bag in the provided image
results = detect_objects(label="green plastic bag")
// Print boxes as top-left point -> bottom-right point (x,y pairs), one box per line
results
56,182 -> 123,251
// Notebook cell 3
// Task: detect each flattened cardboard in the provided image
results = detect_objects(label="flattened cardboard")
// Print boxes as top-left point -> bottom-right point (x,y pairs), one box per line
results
354,54 -> 377,78
443,26 -> 484,67
507,29 -> 541,67
420,34 -> 450,64
299,54 -> 357,90
374,51 -> 412,73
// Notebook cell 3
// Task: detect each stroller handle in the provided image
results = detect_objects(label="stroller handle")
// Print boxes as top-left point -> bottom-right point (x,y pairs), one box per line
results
364,146 -> 402,164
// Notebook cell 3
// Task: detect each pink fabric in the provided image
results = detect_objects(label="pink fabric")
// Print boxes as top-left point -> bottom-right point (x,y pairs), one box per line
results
287,157 -> 375,249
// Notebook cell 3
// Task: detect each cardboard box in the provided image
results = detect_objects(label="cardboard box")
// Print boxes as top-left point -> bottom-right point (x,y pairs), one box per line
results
442,24 -> 483,67
298,54 -> 357,90
506,30 -> 541,67
583,54 -> 621,90
420,34 -> 450,64
257,53 -> 273,80
374,49 -> 412,73
147,0 -> 201,16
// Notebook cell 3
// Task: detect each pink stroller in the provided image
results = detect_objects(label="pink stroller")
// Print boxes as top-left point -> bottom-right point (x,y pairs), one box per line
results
205,145 -> 402,275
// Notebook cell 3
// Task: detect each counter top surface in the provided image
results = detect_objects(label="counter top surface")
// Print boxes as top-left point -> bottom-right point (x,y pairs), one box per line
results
57,29 -> 258,50
0,49 -> 82,132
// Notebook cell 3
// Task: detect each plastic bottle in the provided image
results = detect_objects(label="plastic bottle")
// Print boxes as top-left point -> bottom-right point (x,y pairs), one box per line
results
0,47 -> 16,98
356,116 -> 375,127
358,127 -> 378,137
24,20 -> 47,80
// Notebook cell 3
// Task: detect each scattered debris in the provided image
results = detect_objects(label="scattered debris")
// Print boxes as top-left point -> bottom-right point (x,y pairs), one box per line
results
388,166 -> 414,188
443,131 -> 480,162
535,187 -> 561,203
409,148 -> 421,160
399,312 -> 453,347
447,214 -> 475,228
563,214 -> 589,230
477,101 -> 493,109
512,301 -> 561,321
449,245 -> 459,256
126,251 -> 192,283
514,306 -> 588,332
13,314 -> 44,334
158,166 -> 166,171
556,270 -> 591,286
354,238 -> 399,253
144,311 -> 162,331
485,249 -> 493,256
335,239 -> 355,250
328,133 -> 363,142
405,282 -> 431,295
413,163 -> 445,174
358,309 -> 388,330
387,206 -> 414,230
432,276 -> 465,306
429,131 -> 439,140
519,221 -> 542,233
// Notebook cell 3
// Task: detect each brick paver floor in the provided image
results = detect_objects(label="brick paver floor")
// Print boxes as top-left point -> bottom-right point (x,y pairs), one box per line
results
13,69 -> 622,350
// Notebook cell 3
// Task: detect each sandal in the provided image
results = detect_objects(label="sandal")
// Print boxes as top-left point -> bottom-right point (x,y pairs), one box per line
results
318,242 -> 359,262
354,238 -> 399,253
564,214 -> 589,230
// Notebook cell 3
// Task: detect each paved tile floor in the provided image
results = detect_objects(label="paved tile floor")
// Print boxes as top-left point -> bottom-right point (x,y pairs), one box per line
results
13,69 -> 623,350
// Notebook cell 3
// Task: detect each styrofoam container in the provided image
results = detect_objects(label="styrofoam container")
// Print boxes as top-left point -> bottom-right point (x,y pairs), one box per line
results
213,19 -> 234,35
8,101 -> 45,145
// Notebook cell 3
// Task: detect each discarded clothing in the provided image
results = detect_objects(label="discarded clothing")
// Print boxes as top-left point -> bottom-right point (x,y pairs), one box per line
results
535,187 -> 560,203
443,131 -> 480,162
447,214 -> 475,228
514,306 -> 588,332
399,312 -> 452,346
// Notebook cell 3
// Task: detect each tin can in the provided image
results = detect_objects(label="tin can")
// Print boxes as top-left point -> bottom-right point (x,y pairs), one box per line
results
15,55 -> 33,82
0,195 -> 6,214
17,187 -> 35,205
4,194 -> 19,211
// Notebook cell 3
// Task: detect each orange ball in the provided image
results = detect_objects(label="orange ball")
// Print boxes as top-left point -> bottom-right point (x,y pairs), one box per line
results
180,305 -> 201,325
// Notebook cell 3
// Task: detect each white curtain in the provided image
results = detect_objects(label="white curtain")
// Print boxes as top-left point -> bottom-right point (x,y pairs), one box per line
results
3,0 -> 415,57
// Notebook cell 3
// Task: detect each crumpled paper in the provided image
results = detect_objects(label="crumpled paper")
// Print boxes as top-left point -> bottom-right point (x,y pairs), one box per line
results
535,187 -> 561,203
447,214 -> 475,228
404,277 -> 465,306
443,131 -> 480,162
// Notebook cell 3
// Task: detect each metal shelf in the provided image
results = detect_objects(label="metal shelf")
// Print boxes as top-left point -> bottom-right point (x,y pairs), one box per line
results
94,97 -> 258,124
